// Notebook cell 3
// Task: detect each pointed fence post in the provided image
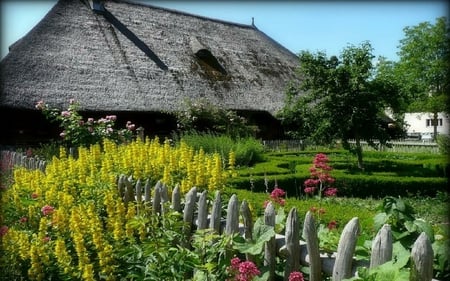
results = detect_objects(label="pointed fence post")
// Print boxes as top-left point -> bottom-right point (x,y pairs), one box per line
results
144,179 -> 151,203
240,200 -> 254,261
333,217 -> 360,281
264,202 -> 276,281
197,190 -> 208,230
171,184 -> 181,212
370,224 -> 393,268
160,182 -> 169,215
209,191 -> 222,233
240,200 -> 253,240
182,187 -> 197,248
284,208 -> 300,281
135,179 -> 142,204
303,211 -> 321,281
118,175 -> 126,198
123,176 -> 134,206
225,194 -> 239,235
410,232 -> 434,281
152,183 -> 162,215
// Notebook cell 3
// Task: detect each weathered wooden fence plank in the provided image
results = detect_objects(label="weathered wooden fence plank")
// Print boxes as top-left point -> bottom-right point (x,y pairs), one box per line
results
264,202 -> 276,281
303,211 -> 321,281
197,190 -> 208,230
333,217 -> 359,281
225,194 -> 239,235
182,187 -> 197,248
370,224 -> 393,268
209,191 -> 222,233
284,208 -> 300,281
410,232 -> 434,281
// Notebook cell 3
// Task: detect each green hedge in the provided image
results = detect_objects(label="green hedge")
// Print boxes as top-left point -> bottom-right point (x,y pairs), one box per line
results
229,173 -> 447,198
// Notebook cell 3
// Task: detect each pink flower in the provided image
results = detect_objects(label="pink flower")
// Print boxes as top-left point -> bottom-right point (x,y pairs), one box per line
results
324,188 -> 337,197
59,131 -> 66,138
61,111 -> 71,117
0,225 -> 8,237
42,236 -> 51,243
270,187 -> 286,199
87,118 -> 94,124
41,205 -> 55,216
31,193 -> 39,199
227,257 -> 260,281
288,271 -> 304,281
127,123 -> 136,131
304,187 -> 315,194
19,217 -> 28,223
106,115 -> 117,121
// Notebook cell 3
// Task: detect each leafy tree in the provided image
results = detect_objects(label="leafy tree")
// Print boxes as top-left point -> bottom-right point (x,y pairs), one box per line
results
279,42 -> 403,169
390,17 -> 449,140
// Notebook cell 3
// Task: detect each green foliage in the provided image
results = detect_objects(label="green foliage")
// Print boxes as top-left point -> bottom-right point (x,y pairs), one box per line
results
344,242 -> 411,281
279,42 -> 405,168
176,132 -> 265,166
233,218 -> 276,256
373,197 -> 434,248
174,98 -> 258,139
436,134 -> 450,155
395,17 -> 449,113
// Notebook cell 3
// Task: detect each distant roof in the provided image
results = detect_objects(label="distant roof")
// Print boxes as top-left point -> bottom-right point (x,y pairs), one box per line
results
0,0 -> 301,115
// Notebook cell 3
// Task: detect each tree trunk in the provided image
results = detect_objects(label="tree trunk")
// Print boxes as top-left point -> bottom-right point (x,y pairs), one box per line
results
355,137 -> 364,170
432,111 -> 438,141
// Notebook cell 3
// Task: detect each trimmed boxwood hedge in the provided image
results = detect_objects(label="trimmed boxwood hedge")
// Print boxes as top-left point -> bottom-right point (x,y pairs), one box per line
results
230,150 -> 448,198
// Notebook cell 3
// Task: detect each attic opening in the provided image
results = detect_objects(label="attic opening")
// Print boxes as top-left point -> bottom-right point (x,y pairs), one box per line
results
195,49 -> 227,76
190,37 -> 228,80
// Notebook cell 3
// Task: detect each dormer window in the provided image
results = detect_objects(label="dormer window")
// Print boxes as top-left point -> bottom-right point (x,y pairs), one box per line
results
190,37 -> 228,79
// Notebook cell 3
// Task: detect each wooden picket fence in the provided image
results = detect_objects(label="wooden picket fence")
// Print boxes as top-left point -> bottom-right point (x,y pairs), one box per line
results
0,150 -> 47,173
118,175 -> 436,281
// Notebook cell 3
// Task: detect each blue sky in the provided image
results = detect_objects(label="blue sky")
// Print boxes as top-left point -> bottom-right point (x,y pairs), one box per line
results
1,1 -> 448,60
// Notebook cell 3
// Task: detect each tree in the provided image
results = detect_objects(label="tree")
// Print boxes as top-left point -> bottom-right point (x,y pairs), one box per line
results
279,42 -> 403,169
393,17 -> 449,140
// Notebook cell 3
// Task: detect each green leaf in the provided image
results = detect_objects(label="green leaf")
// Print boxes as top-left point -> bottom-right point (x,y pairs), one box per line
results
413,219 -> 434,243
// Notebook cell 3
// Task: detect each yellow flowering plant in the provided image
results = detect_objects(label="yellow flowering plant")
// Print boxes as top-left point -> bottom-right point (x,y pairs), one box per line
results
0,138 -> 236,280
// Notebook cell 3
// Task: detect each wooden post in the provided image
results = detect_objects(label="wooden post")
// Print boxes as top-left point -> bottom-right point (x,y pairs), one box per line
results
209,191 -> 222,233
152,183 -> 161,215
264,202 -> 276,281
303,211 -> 321,281
410,232 -> 434,281
197,190 -> 208,230
123,176 -> 134,206
118,175 -> 125,198
135,179 -> 142,204
370,224 -> 393,268
240,200 -> 253,240
332,217 -> 360,281
284,208 -> 300,281
171,184 -> 181,212
144,179 -> 151,203
182,187 -> 197,248
241,200 -> 254,261
225,194 -> 239,235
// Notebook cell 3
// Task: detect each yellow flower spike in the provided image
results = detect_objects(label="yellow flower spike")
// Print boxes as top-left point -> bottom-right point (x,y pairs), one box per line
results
82,263 -> 95,281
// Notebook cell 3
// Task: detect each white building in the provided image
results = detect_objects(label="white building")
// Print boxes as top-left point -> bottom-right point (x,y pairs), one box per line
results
404,112 -> 450,139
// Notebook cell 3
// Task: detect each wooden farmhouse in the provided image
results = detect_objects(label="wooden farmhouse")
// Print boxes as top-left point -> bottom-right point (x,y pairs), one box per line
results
0,0 -> 301,145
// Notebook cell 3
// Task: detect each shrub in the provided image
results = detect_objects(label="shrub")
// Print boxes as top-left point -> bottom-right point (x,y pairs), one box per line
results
175,132 -> 265,167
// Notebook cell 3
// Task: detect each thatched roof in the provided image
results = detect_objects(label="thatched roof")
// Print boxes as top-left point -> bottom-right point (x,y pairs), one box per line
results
0,0 -> 301,116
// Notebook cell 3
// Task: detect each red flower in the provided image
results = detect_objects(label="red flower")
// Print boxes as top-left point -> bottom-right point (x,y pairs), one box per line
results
328,220 -> 338,230
289,271 -> 304,281
324,188 -> 337,197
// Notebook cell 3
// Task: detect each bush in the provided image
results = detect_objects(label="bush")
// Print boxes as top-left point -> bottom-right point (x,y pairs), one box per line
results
175,132 -> 265,167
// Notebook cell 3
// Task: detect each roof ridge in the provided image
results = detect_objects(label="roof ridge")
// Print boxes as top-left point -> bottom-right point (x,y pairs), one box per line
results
113,0 -> 257,30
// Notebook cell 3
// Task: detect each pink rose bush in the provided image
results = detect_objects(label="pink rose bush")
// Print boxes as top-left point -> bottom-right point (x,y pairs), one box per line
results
304,153 -> 337,199
36,99 -> 136,147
